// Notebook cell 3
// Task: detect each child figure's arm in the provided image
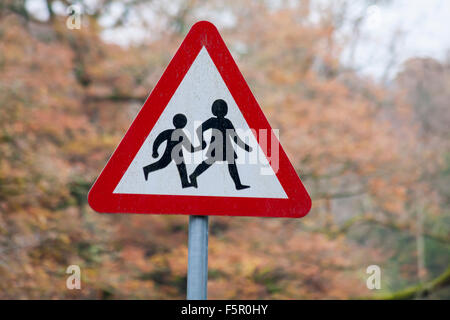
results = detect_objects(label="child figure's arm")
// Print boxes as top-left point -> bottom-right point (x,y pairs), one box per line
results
194,119 -> 213,151
172,130 -> 196,153
183,132 -> 197,153
229,122 -> 252,152
152,130 -> 170,158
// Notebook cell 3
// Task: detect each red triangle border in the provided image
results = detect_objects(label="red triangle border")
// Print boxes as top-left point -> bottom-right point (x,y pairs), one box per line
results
88,21 -> 311,218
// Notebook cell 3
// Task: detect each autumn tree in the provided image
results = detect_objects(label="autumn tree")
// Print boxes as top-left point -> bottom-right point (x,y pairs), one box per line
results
0,0 -> 448,299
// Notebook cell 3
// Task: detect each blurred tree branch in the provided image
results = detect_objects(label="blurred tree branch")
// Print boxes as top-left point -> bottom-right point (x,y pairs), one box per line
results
374,266 -> 450,300
325,214 -> 450,244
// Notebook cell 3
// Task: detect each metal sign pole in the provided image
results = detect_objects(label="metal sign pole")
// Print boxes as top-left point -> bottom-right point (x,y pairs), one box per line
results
187,215 -> 209,300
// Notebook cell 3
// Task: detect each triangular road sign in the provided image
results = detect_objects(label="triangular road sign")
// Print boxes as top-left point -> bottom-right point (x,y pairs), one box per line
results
88,21 -> 311,218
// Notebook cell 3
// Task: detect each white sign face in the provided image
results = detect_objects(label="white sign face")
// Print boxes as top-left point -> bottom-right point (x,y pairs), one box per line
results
114,47 -> 287,199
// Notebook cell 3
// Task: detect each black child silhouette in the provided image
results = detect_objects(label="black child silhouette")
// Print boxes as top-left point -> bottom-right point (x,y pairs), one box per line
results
189,99 -> 253,190
143,113 -> 195,188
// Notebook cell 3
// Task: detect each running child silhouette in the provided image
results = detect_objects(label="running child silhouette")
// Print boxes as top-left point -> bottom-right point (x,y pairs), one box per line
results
189,99 -> 253,190
143,113 -> 195,188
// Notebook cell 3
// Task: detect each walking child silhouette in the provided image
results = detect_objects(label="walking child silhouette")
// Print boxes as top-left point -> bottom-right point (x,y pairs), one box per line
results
143,113 -> 195,188
189,99 -> 253,190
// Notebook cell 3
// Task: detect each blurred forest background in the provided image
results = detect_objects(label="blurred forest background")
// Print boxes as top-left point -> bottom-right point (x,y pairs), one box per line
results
0,0 -> 449,299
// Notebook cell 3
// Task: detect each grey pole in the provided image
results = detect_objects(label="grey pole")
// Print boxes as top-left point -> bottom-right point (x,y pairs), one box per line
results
187,215 -> 209,300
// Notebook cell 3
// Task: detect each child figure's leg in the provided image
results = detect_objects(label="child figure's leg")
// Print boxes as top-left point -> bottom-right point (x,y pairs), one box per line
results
228,163 -> 250,190
188,161 -> 212,188
176,162 -> 193,188
143,156 -> 172,181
